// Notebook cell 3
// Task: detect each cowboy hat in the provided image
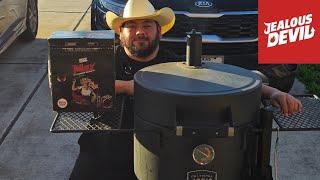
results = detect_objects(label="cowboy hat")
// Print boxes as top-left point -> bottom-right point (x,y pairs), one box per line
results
105,0 -> 175,35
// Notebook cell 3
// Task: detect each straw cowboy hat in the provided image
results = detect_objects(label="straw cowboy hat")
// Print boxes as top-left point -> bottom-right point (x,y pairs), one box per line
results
105,0 -> 175,35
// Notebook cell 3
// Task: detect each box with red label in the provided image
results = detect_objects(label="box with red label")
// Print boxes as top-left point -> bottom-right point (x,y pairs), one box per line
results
48,30 -> 115,112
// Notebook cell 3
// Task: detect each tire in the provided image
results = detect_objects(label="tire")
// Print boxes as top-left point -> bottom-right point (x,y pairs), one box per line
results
258,64 -> 297,93
20,0 -> 38,41
91,1 -> 98,30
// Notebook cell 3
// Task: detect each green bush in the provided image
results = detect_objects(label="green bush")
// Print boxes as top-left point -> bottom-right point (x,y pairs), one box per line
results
297,65 -> 320,96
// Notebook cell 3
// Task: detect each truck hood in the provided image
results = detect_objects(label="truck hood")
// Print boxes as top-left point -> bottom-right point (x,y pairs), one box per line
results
151,0 -> 257,12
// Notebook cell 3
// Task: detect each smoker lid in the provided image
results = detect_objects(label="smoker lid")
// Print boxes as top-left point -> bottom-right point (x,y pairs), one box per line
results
134,62 -> 261,96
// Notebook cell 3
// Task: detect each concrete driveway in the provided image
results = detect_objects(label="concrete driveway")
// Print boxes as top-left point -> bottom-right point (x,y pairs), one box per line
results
0,0 -> 90,179
0,0 -> 319,180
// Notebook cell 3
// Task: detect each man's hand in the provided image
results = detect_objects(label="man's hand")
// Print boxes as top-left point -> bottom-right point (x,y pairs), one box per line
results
270,91 -> 302,116
262,84 -> 302,116
115,80 -> 134,96
269,90 -> 302,117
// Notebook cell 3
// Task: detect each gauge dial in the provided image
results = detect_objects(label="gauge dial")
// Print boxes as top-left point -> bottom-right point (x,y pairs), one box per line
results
192,144 -> 215,165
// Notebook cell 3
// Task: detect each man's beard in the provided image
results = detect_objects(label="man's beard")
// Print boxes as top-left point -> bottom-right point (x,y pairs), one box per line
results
121,34 -> 160,57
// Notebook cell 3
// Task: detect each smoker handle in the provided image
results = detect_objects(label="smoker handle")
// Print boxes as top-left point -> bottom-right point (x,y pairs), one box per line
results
175,125 -> 235,138
175,106 -> 235,137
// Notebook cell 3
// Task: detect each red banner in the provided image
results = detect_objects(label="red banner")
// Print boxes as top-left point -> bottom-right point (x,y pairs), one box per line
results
258,0 -> 320,64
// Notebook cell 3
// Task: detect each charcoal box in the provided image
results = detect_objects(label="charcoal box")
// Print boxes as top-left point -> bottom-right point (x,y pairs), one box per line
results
48,30 -> 115,112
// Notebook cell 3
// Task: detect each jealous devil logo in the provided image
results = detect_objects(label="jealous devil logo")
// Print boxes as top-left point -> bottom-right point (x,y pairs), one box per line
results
258,0 -> 320,64
263,14 -> 315,48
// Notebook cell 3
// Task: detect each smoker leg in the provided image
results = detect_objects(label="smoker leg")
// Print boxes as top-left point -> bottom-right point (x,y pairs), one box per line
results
242,165 -> 273,180
265,165 -> 274,180
242,108 -> 274,180
256,108 -> 274,180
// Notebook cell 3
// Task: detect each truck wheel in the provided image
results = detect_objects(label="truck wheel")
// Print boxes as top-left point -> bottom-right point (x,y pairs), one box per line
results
20,0 -> 38,41
91,1 -> 98,30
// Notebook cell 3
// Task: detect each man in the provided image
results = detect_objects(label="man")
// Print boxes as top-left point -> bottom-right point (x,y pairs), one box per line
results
110,0 -> 301,116
70,0 -> 301,179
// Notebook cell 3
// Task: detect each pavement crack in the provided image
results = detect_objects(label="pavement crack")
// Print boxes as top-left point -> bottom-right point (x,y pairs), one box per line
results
73,4 -> 91,31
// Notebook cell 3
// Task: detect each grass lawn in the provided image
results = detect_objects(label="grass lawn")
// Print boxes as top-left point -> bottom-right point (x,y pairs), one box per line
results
297,65 -> 320,97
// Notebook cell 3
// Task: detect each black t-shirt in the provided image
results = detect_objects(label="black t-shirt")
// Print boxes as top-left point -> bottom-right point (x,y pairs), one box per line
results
115,46 -> 183,129
115,45 -> 182,81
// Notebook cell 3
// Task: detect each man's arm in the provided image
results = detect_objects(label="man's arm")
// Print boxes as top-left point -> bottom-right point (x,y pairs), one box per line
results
115,80 -> 134,96
115,80 -> 302,116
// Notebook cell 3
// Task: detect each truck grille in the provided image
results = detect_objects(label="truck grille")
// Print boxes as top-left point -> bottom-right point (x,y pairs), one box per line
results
160,41 -> 257,55
166,14 -> 258,38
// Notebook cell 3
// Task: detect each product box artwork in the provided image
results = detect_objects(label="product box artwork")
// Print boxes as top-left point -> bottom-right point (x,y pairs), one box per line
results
48,31 -> 115,112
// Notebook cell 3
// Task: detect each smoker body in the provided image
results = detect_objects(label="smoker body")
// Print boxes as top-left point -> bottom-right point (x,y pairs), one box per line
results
134,62 -> 265,180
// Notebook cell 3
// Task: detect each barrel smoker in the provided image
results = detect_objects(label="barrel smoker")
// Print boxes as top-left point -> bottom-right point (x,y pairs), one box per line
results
133,30 -> 274,180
